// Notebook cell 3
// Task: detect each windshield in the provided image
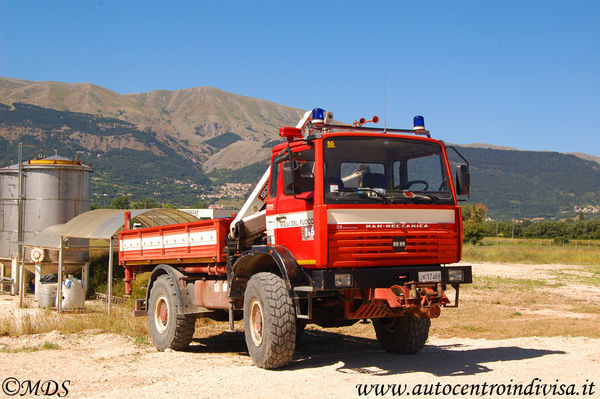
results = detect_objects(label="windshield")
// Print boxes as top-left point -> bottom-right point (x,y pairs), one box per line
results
323,136 -> 453,204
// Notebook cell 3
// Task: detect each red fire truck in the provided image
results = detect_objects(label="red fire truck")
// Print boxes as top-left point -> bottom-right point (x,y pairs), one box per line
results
119,109 -> 472,369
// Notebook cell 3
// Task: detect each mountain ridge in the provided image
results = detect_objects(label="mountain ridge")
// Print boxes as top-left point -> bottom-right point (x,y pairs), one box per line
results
0,77 -> 304,170
0,76 -> 598,219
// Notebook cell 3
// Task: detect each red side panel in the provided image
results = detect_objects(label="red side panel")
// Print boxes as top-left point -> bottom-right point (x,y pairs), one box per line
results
119,218 -> 232,265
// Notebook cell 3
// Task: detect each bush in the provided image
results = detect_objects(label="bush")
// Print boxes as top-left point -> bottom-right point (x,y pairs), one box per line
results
87,253 -> 124,298
464,220 -> 487,245
553,237 -> 570,245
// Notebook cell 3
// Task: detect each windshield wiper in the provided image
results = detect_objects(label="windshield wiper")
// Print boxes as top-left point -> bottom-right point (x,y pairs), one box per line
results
385,189 -> 442,203
410,191 -> 440,203
353,188 -> 389,203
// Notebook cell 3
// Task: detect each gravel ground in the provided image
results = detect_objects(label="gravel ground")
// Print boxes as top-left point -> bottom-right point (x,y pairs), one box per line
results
0,332 -> 598,399
0,262 -> 598,399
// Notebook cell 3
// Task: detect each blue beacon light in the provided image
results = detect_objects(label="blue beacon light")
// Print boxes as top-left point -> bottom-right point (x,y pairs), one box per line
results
311,108 -> 325,125
413,115 -> 425,131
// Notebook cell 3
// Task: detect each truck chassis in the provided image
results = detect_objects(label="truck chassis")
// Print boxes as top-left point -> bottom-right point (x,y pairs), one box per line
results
120,109 -> 473,369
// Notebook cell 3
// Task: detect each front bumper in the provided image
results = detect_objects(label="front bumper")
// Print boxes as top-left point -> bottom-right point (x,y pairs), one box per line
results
307,264 -> 472,291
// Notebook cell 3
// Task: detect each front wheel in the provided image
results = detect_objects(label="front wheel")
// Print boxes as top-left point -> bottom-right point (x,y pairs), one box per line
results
373,316 -> 430,354
243,272 -> 296,369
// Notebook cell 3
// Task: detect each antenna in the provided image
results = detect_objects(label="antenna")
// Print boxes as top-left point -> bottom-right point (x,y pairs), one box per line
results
383,62 -> 387,132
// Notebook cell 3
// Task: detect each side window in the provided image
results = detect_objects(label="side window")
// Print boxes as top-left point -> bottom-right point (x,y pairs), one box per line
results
269,162 -> 279,197
406,153 -> 445,191
285,148 -> 314,195
298,158 -> 314,193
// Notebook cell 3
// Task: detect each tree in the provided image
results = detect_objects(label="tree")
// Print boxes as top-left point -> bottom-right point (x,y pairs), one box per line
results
109,196 -> 130,209
190,200 -> 209,209
132,198 -> 161,209
463,203 -> 488,245
468,203 -> 488,223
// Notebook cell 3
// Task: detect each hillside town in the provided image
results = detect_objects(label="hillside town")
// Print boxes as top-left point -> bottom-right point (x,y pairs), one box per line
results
199,182 -> 254,200
574,205 -> 600,214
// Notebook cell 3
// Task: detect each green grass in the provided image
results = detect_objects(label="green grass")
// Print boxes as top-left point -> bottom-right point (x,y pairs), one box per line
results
0,345 -> 41,353
1,341 -> 60,353
548,267 -> 600,286
477,276 -> 563,291
42,341 -> 60,350
463,238 -> 600,265
133,335 -> 149,346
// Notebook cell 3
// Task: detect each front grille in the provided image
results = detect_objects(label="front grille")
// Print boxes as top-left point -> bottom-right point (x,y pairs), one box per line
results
328,228 -> 458,267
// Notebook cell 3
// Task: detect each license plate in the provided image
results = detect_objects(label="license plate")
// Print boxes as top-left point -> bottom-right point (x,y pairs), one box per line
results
418,271 -> 441,282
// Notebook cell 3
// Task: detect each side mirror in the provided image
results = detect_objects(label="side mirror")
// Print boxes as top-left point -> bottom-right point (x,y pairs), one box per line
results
455,164 -> 470,196
282,160 -> 302,195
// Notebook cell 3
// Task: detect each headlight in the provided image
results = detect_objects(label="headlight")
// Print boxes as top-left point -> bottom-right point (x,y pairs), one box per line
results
334,273 -> 353,288
448,269 -> 464,282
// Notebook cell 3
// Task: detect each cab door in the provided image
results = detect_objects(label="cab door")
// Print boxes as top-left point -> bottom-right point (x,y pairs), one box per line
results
268,146 -> 316,263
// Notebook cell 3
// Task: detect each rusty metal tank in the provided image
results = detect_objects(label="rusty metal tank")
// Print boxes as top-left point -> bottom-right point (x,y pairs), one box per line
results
0,155 -> 92,260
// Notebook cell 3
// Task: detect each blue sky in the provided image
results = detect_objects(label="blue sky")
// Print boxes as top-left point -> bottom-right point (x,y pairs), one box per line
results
1,0 -> 599,156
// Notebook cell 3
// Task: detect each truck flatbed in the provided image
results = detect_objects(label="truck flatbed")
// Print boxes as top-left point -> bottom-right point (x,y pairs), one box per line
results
119,218 -> 232,266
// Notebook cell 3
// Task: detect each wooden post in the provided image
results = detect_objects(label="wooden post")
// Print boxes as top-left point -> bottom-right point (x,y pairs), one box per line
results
83,262 -> 90,296
10,256 -> 18,296
107,238 -> 114,315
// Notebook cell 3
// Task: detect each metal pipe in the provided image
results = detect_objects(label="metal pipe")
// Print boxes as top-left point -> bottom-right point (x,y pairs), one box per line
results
57,237 -> 63,314
18,246 -> 25,307
180,265 -> 226,275
226,302 -> 235,332
17,143 -> 23,276
17,142 -> 23,237
124,266 -> 133,296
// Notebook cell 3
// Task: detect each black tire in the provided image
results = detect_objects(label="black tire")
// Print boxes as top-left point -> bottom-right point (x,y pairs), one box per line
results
373,316 -> 430,354
243,272 -> 296,369
148,274 -> 195,351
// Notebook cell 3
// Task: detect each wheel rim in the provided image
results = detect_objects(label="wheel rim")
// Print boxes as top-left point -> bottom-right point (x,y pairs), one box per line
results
249,298 -> 264,347
382,317 -> 399,334
154,295 -> 169,333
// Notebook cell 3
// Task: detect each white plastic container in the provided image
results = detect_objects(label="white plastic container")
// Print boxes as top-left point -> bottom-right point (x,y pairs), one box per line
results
59,275 -> 85,310
38,283 -> 57,308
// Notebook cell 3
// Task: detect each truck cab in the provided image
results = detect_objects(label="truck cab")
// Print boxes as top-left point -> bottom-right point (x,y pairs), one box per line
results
267,129 -> 464,268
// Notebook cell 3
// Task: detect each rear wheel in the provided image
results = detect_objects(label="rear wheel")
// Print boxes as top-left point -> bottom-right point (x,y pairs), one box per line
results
148,274 -> 195,351
243,272 -> 296,369
373,316 -> 430,354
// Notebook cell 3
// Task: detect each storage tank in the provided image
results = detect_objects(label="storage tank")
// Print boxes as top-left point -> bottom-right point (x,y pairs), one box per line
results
0,155 -> 92,259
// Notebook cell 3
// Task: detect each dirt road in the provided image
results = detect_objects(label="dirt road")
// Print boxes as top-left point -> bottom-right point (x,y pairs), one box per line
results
0,262 -> 598,398
1,331 -> 598,398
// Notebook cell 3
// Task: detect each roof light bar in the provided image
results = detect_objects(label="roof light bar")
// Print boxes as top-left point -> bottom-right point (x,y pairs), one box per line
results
311,108 -> 325,127
413,115 -> 425,131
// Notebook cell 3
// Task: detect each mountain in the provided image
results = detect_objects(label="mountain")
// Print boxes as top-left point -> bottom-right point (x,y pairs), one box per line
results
0,77 -> 304,170
569,152 -> 600,165
449,147 -> 600,219
458,143 -> 522,151
0,77 -> 598,218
